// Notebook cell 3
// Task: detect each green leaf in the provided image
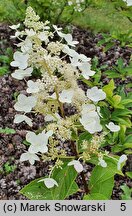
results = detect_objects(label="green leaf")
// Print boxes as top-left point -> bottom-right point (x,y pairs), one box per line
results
126,172 -> 132,179
84,193 -> 108,200
111,109 -> 132,118
105,70 -> 120,78
117,58 -> 124,70
88,158 -> 123,199
78,132 -> 92,143
124,134 -> 132,144
89,165 -> 115,199
112,95 -> 121,106
121,185 -> 132,200
112,145 -> 125,153
100,106 -> 111,120
103,79 -> 115,97
20,162 -> 79,200
0,127 -> 16,134
111,117 -> 131,127
124,143 -> 132,148
121,99 -> 132,105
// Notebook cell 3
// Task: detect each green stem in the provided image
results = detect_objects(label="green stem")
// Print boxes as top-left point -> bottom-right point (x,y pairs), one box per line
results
70,140 -> 90,194
55,0 -> 68,24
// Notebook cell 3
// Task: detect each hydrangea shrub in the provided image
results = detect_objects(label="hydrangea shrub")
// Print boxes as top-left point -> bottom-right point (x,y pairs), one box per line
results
10,7 -> 127,200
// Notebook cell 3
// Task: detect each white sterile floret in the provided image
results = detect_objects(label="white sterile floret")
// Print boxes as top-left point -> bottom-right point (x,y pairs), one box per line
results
38,178 -> 58,189
68,160 -> 83,173
87,87 -> 106,102
11,67 -> 33,80
25,29 -> 36,36
126,0 -> 132,6
27,80 -> 40,93
123,0 -> 132,6
117,155 -> 127,170
38,32 -> 49,43
53,26 -> 65,38
79,62 -> 95,79
81,103 -> 96,115
78,54 -> 91,62
106,122 -> 120,132
10,51 -> 29,69
80,114 -> 102,134
63,45 -> 79,58
80,103 -> 102,134
17,38 -> 32,53
10,31 -> 21,39
20,152 -> 40,165
26,130 -> 53,153
45,113 -> 61,122
14,94 -> 37,113
68,1 -> 73,6
70,57 -> 82,67
9,23 -> 20,30
63,33 -> 79,47
59,89 -> 74,103
14,114 -> 33,127
53,25 -> 62,32
98,158 -> 107,168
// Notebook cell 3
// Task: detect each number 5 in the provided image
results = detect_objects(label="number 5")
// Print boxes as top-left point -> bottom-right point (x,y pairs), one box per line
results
120,203 -> 126,211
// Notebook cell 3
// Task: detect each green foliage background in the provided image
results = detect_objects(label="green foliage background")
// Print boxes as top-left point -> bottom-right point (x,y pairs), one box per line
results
0,0 -> 132,34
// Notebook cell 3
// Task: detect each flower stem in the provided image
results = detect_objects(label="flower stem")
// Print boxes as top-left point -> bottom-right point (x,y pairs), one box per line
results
70,140 -> 90,194
54,86 -> 65,118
